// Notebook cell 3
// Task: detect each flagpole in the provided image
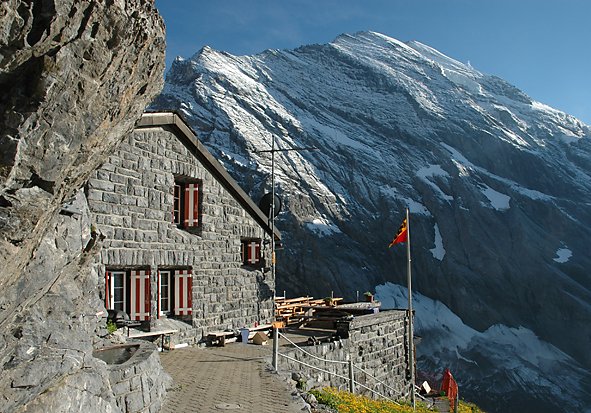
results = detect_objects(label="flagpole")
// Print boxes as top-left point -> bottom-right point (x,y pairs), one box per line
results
406,207 -> 415,409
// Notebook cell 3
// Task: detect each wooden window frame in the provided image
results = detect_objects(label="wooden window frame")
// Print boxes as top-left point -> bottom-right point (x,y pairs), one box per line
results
109,270 -> 127,312
159,270 -> 172,315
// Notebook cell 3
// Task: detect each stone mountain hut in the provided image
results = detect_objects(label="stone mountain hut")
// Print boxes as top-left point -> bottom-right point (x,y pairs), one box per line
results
87,112 -> 279,342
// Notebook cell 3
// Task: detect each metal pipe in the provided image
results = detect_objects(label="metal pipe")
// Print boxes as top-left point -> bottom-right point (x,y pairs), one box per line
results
348,359 -> 355,393
272,327 -> 279,371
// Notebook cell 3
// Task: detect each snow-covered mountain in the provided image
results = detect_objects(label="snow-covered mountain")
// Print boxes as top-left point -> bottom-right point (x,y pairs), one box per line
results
152,31 -> 591,412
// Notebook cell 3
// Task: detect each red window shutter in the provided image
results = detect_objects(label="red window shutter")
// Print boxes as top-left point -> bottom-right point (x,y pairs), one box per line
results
174,269 -> 193,315
247,241 -> 260,264
105,271 -> 110,309
187,275 -> 193,310
183,183 -> 199,227
130,270 -> 151,321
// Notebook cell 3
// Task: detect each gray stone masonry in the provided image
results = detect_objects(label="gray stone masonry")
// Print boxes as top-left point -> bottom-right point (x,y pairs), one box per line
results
280,310 -> 410,399
88,125 -> 275,339
99,342 -> 171,413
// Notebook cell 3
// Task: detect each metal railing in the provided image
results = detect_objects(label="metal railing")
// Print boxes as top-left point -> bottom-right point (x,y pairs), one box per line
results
272,329 -> 405,404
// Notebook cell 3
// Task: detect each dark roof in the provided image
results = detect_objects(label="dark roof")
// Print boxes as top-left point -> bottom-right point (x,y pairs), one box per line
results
136,112 -> 280,241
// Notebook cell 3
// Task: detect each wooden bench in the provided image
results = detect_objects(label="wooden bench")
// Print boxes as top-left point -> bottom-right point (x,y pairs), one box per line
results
244,324 -> 273,340
128,329 -> 178,351
206,331 -> 237,347
250,323 -> 272,331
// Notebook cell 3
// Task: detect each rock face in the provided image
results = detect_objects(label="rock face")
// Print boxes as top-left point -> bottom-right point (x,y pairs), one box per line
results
153,31 -> 591,412
0,1 -> 165,411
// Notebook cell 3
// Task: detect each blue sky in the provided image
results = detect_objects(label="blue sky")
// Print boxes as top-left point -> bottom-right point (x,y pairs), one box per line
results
154,0 -> 591,125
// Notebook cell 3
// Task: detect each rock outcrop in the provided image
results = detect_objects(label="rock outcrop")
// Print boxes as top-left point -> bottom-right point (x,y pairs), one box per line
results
0,1 -> 166,411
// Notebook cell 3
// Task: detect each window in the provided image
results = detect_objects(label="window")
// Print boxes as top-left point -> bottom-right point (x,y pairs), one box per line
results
241,238 -> 263,267
173,178 -> 202,229
107,271 -> 126,312
106,268 -> 192,320
159,269 -> 192,317
105,269 -> 151,321
159,270 -> 171,315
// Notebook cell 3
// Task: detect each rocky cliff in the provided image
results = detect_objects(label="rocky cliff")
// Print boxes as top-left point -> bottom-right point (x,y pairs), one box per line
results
0,1 -> 166,411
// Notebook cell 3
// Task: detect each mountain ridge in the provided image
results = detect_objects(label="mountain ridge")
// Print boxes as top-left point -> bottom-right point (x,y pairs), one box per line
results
152,31 -> 591,412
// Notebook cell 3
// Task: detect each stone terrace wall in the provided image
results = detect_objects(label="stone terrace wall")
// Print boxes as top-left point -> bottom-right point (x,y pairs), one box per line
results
87,125 -> 274,338
280,310 -> 410,399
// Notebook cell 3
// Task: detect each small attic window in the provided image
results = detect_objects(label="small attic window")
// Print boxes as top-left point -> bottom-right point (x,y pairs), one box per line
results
173,177 -> 202,229
241,238 -> 263,268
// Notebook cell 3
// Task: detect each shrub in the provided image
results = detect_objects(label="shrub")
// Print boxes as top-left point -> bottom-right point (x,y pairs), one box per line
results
106,320 -> 118,334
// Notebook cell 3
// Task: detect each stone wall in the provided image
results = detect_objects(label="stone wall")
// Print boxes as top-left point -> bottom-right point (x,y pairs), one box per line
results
98,342 -> 171,413
280,310 -> 410,399
88,124 -> 275,338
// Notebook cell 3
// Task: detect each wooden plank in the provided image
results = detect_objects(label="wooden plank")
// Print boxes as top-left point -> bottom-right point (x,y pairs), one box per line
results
249,323 -> 272,331
275,296 -> 313,304
207,331 -> 235,338
276,300 -> 313,307
128,329 -> 178,338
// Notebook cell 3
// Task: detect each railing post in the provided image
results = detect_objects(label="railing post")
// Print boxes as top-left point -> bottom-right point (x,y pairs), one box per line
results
272,327 -> 279,371
348,359 -> 355,393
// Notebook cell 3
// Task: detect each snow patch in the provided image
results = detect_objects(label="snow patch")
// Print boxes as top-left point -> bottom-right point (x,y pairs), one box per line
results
441,68 -> 483,95
403,197 -> 431,216
416,164 -> 453,203
220,151 -> 250,168
305,216 -> 341,237
429,224 -> 445,261
442,142 -> 552,203
416,164 -> 449,179
377,187 -> 431,216
480,185 -> 510,210
553,246 -> 572,263
452,159 -> 472,177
